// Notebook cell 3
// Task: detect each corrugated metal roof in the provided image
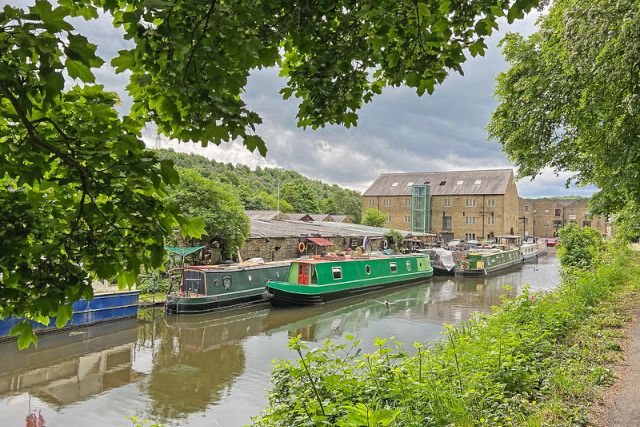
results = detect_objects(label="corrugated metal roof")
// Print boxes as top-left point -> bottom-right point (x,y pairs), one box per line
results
245,210 -> 282,220
249,219 -> 412,239
363,169 -> 514,197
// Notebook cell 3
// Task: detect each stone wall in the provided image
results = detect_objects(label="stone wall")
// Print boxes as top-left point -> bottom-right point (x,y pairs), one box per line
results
240,236 -> 357,261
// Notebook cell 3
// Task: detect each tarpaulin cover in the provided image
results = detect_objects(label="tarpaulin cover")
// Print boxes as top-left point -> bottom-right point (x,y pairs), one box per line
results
307,237 -> 335,246
164,246 -> 205,256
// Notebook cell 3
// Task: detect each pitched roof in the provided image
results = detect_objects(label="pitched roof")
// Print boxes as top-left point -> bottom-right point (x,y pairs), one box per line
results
362,169 -> 514,197
245,210 -> 283,221
249,219 -> 413,239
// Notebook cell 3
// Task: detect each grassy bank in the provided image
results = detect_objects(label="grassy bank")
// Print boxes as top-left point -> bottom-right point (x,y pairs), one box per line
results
252,247 -> 640,426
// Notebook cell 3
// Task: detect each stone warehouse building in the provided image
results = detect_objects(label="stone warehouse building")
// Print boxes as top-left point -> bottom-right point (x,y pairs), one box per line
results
362,169 -> 520,241
519,198 -> 609,238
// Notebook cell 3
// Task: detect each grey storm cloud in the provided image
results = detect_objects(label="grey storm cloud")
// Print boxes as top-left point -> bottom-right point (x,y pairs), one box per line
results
3,0 -> 597,198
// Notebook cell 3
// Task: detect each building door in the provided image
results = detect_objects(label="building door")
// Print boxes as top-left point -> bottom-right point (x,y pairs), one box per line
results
298,264 -> 310,285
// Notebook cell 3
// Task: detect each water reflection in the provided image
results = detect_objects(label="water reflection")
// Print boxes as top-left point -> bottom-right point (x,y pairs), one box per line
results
0,255 -> 560,426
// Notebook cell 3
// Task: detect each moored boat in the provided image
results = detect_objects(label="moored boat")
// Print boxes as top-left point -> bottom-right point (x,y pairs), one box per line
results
0,291 -> 139,340
520,242 -> 540,262
165,261 -> 291,314
422,248 -> 460,276
457,248 -> 522,277
265,254 -> 434,306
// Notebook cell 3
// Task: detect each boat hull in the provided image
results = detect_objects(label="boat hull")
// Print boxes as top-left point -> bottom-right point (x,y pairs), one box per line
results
433,266 -> 456,276
0,291 -> 139,340
457,259 -> 522,277
166,291 -> 268,314
267,276 -> 431,306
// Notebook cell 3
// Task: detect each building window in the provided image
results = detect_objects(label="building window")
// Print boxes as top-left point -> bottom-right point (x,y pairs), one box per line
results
474,179 -> 482,185
405,215 -> 411,223
465,198 -> 476,207
406,261 -> 411,271
332,267 -> 342,280
405,198 -> 411,207
524,205 -> 529,212
444,198 -> 451,207
390,262 -> 397,273
457,180 -> 464,185
487,216 -> 495,225
544,209 -> 550,215
465,233 -> 476,240
439,181 -> 446,186
443,216 -> 452,230
465,216 -> 476,225
369,199 -> 375,207
386,214 -> 391,222
487,199 -> 496,207
383,199 -> 391,207
391,182 -> 399,187
406,181 -> 414,186
555,208 -> 561,216
583,221 -> 591,227
569,209 -> 575,215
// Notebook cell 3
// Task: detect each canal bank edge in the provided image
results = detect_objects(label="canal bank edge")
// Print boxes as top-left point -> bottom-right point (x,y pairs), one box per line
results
251,247 -> 640,426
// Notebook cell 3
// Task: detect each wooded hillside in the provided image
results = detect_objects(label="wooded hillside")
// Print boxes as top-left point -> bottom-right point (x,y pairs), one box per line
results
157,149 -> 363,223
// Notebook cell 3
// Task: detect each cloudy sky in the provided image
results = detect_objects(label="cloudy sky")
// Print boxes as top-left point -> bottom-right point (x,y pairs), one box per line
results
6,1 -> 596,198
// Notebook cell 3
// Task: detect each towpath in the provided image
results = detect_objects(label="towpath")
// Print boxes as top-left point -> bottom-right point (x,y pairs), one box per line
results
592,308 -> 640,426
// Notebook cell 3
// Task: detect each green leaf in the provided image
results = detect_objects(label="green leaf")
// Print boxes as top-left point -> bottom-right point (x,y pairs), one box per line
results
55,304 -> 73,328
160,159 -> 180,185
66,59 -> 95,82
9,321 -> 38,350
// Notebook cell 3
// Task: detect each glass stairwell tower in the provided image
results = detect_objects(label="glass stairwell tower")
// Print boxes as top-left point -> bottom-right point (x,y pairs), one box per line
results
411,184 -> 431,234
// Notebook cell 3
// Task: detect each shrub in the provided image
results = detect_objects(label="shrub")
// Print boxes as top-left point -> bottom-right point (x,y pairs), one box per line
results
557,223 -> 604,270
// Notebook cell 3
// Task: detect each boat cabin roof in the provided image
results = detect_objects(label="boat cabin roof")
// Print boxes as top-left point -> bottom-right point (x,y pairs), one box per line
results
296,255 -> 416,265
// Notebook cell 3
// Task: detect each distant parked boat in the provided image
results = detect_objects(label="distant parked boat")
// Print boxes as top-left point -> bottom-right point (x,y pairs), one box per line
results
0,291 -> 139,340
165,261 -> 291,314
265,254 -> 434,306
422,248 -> 460,276
457,248 -> 522,277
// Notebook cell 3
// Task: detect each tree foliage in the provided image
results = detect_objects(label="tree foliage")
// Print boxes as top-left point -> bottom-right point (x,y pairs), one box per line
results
362,208 -> 387,228
168,169 -> 250,258
488,0 -> 640,215
107,0 -> 540,154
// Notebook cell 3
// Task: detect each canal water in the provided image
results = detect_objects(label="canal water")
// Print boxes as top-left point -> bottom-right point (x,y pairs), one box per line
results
0,255 -> 560,426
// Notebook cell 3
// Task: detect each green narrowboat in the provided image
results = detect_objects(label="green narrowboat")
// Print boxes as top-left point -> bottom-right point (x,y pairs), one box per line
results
457,248 -> 522,277
166,262 -> 291,314
265,254 -> 433,306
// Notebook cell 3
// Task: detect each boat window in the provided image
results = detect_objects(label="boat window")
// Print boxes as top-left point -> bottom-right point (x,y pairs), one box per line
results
365,265 -> 371,275
406,261 -> 411,271
247,274 -> 252,282
332,267 -> 342,280
213,279 -> 219,287
390,262 -> 397,273
275,271 -> 280,278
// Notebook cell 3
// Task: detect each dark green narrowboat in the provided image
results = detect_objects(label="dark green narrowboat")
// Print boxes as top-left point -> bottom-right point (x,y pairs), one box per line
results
265,254 -> 433,306
166,262 -> 291,314
457,248 -> 522,277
